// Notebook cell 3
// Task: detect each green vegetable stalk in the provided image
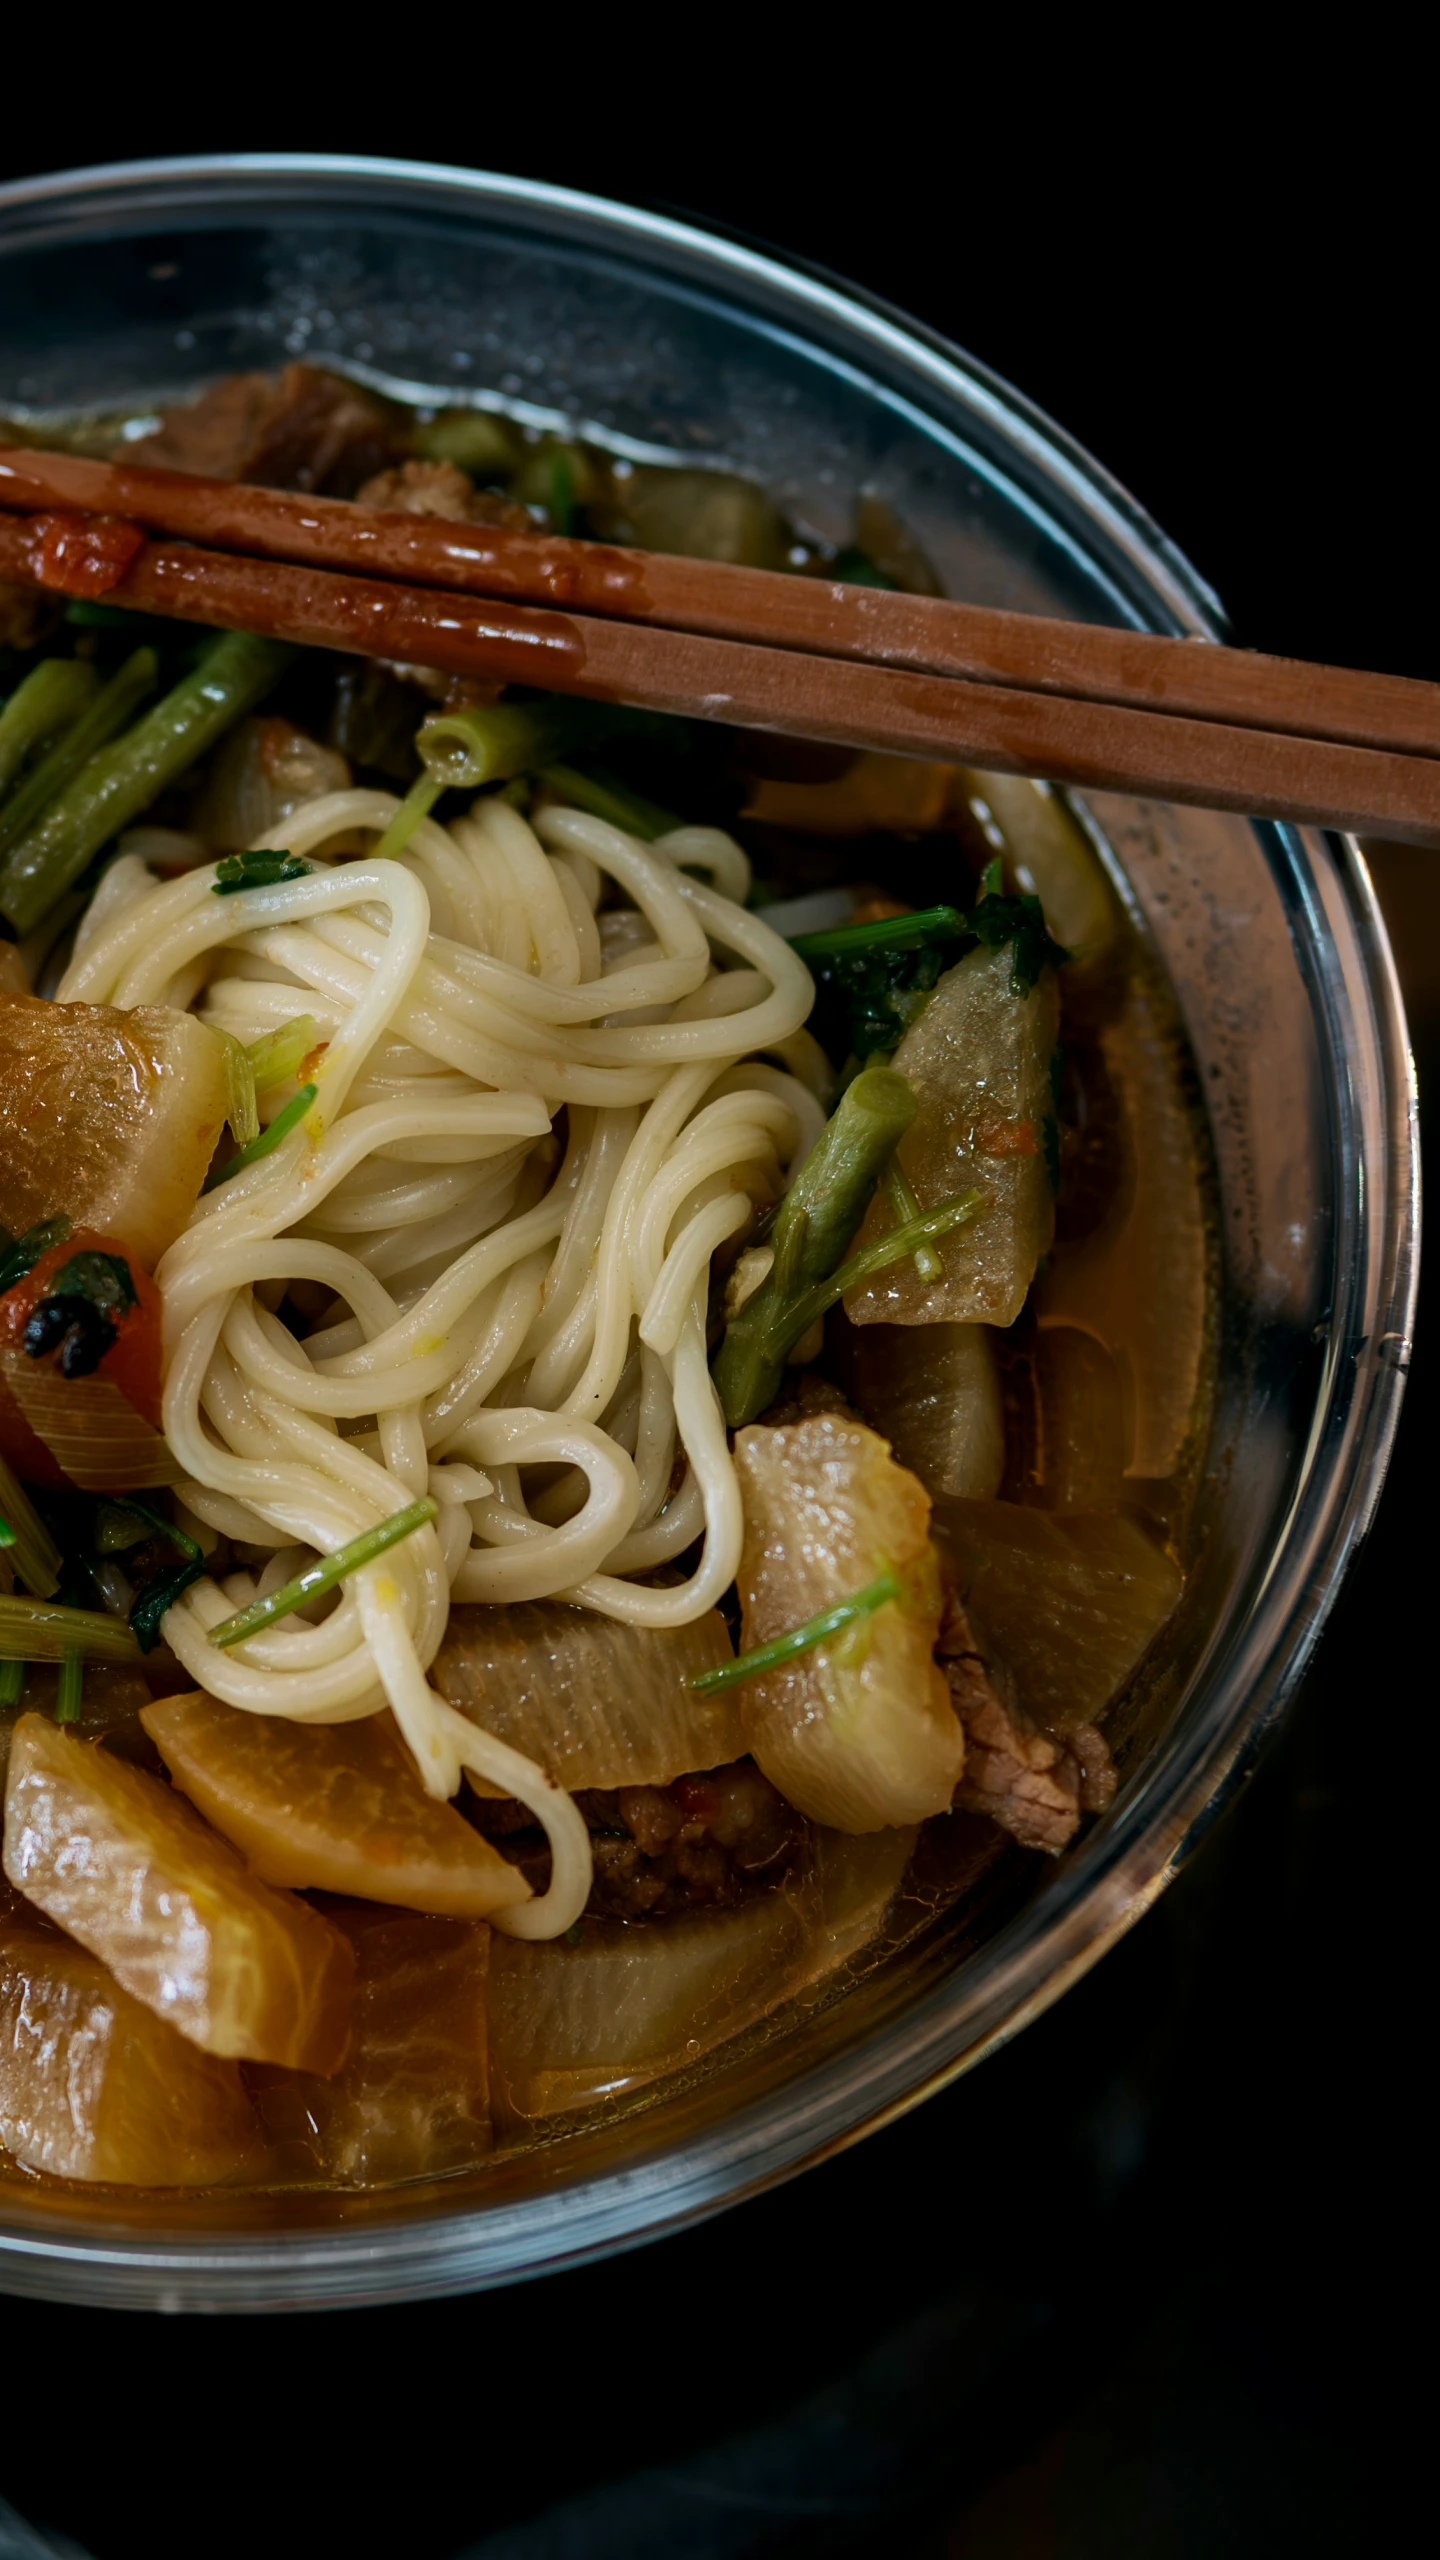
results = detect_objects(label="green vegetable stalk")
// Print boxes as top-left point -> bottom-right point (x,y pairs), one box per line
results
0,1595 -> 142,1664
712,1068 -> 915,1426
0,659 -> 97,800
689,1566 -> 902,1693
373,698 -> 678,861
202,1081 -> 318,1193
0,631 -> 293,938
539,762 -> 680,842
0,649 -> 159,860
207,1495 -> 438,1648
54,1649 -> 83,1724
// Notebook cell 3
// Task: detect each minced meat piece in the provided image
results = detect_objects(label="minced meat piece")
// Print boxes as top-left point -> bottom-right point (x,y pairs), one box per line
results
467,1758 -> 808,1921
937,1585 -> 1104,1855
130,364 -> 406,495
355,457 -> 532,532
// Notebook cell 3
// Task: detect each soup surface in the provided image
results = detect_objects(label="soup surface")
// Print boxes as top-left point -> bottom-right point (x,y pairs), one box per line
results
0,366 -> 1213,2192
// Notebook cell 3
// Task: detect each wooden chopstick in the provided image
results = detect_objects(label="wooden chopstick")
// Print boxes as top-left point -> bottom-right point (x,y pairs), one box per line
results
2,480 -> 1439,851
4,443 -> 1439,762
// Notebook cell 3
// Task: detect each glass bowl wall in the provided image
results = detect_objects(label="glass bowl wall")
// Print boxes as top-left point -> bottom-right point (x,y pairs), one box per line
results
0,156 -> 1416,2310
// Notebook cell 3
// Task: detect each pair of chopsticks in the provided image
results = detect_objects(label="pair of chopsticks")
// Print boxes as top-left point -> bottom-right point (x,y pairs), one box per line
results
2,443 -> 1438,848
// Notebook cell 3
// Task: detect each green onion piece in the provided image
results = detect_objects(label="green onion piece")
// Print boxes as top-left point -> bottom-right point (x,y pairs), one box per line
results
0,649 -> 159,861
101,1496 -> 202,1566
55,1649 -> 83,1723
0,1455 -> 62,1599
777,1188 -> 985,1346
0,1658 -> 24,1708
217,1029 -> 259,1147
690,1567 -> 902,1694
788,904 -> 967,961
539,762 -> 681,842
883,1158 -> 943,1284
246,1013 -> 320,1095
0,1214 -> 73,1299
416,699 -> 671,794
207,1495 -> 439,1649
978,856 -> 1003,900
95,1501 -> 149,1556
0,659 -> 97,799
202,1081 -> 318,1193
213,848 -> 310,895
0,632 -> 294,940
374,771 -> 444,861
0,1595 -> 142,1664
0,1515 -> 13,1550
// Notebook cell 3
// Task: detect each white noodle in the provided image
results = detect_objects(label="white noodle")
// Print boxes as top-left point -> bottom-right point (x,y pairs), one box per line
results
59,788 -> 815,1937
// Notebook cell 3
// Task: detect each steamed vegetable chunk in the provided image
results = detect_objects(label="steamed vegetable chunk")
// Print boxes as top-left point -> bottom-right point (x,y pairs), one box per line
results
489,1880 -> 817,2127
932,1500 -> 1182,1735
434,1605 -> 742,1791
0,996 -> 229,1272
246,1903 -> 491,2185
0,1908 -> 262,2186
142,1692 -> 531,1920
1036,971 -> 1209,1478
836,1319 -> 1005,1500
845,942 -> 1061,1329
3,1716 -> 353,2072
732,1413 -> 962,1831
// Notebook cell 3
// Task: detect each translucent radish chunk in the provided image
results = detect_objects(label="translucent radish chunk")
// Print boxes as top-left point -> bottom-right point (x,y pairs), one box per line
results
3,1715 -> 353,2071
733,1412 -> 962,1831
434,1604 -> 742,1792
488,1878 -> 817,2129
246,1902 -> 490,2185
0,996 -> 229,1273
0,1907 -> 261,2185
143,1693 -> 530,1921
844,943 -> 1060,1329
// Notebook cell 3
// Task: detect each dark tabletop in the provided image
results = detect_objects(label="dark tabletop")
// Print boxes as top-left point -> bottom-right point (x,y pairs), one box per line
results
0,81 -> 1426,2558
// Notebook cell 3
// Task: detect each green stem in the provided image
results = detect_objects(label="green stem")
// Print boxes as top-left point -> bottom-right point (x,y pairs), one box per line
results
0,649 -> 159,860
416,699 -> 670,793
374,771 -> 444,861
0,1658 -> 24,1708
0,1596 -> 141,1664
690,1567 -> 902,1693
883,1158 -> 943,1283
207,1496 -> 438,1648
246,1013 -> 320,1094
712,1067 -> 917,1427
788,904 -> 966,960
0,1454 -> 63,1600
54,1649 -> 83,1724
0,659 -> 97,799
0,631 -> 293,938
202,1081 -> 318,1193
780,1189 -> 984,1340
539,762 -> 680,842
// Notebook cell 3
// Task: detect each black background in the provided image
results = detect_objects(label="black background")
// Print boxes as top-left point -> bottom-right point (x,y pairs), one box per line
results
0,65 -> 1426,2556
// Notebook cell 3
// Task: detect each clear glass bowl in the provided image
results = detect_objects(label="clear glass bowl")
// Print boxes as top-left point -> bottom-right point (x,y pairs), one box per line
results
0,155 -> 1416,2311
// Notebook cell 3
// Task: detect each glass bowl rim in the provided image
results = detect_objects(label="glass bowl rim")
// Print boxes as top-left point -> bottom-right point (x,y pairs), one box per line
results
0,151 -> 1418,2311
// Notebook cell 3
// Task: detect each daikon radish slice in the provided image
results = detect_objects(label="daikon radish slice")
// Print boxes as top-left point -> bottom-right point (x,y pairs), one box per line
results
0,1908 -> 261,2185
3,1714 -> 353,2071
733,1413 -> 962,1831
142,1691 -> 530,1921
434,1604 -> 741,1792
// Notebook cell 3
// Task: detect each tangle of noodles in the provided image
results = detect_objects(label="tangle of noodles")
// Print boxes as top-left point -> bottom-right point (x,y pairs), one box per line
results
58,789 -> 820,1938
